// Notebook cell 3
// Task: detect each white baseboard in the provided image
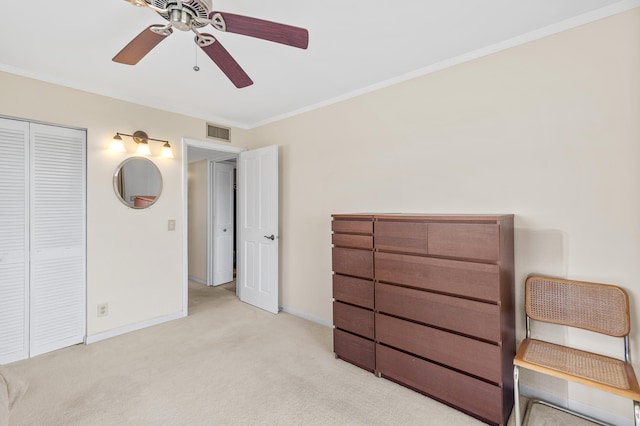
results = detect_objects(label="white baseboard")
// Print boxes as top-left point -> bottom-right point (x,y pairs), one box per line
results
279,306 -> 332,328
520,384 -> 633,426
188,275 -> 207,285
85,311 -> 185,344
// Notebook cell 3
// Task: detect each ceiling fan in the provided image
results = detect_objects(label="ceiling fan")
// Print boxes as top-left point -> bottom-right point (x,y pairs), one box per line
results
113,0 -> 309,88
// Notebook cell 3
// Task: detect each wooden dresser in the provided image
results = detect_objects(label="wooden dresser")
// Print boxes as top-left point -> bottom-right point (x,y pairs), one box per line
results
332,214 -> 515,425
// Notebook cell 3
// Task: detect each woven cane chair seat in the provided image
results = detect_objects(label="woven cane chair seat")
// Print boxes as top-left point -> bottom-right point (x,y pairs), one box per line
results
515,339 -> 640,399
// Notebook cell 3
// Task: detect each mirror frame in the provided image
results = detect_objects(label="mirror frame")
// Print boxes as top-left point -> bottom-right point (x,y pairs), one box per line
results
113,157 -> 163,209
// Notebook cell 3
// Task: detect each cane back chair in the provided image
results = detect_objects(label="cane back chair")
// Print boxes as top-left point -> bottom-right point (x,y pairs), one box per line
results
513,276 -> 640,426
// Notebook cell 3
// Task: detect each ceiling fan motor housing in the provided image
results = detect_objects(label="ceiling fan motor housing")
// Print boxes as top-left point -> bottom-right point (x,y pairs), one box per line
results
152,0 -> 212,29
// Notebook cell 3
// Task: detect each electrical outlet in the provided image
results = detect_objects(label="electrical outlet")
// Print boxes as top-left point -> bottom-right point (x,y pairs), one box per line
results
97,303 -> 109,317
168,220 -> 176,231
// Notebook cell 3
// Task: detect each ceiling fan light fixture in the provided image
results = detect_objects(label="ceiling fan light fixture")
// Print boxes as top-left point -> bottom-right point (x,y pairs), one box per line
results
169,8 -> 193,31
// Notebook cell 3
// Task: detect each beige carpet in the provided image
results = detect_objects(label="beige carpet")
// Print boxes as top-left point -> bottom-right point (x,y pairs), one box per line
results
0,366 -> 29,426
6,282 -> 595,425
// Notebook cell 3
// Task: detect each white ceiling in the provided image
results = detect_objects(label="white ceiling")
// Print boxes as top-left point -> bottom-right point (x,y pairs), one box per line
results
0,1 -> 636,129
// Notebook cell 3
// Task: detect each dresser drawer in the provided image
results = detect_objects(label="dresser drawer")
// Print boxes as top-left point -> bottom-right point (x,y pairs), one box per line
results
333,301 -> 374,339
376,313 -> 501,383
376,345 -> 504,425
376,283 -> 501,342
334,329 -> 375,371
332,247 -> 374,279
375,252 -> 500,302
333,275 -> 374,309
332,219 -> 373,234
428,223 -> 499,262
332,233 -> 373,249
374,220 -> 429,255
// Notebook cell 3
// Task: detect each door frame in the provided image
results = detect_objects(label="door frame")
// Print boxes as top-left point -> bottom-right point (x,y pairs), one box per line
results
181,138 -> 245,316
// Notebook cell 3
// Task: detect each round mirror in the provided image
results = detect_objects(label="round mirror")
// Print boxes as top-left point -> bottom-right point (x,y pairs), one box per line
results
113,157 -> 162,209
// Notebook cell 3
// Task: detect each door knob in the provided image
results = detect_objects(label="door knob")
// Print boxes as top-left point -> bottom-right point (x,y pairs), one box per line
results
264,234 -> 275,241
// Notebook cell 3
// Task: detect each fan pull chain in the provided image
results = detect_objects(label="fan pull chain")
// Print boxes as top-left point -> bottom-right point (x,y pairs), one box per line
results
193,44 -> 200,72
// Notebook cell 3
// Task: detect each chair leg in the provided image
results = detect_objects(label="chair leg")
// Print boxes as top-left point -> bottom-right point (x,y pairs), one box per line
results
514,365 -> 521,426
634,400 -> 639,426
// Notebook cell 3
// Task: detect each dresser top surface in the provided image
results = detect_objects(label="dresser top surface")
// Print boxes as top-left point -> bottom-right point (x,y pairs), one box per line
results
332,213 -> 514,222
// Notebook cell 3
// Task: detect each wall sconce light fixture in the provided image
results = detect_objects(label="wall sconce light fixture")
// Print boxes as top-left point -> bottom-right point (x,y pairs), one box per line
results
110,130 -> 174,158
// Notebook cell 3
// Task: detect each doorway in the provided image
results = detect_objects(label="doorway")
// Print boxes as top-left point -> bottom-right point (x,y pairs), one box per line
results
185,140 -> 241,306
181,139 -> 280,316
186,155 -> 237,288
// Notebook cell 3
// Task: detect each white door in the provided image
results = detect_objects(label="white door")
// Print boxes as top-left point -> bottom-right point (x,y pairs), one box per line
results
211,161 -> 235,286
0,118 -> 30,364
29,123 -> 86,357
0,119 -> 85,363
238,145 -> 279,313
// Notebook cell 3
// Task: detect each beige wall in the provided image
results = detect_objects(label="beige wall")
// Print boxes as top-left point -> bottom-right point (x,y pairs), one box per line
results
0,71 -> 248,336
188,160 -> 209,282
245,9 -> 640,421
1,6 -> 639,422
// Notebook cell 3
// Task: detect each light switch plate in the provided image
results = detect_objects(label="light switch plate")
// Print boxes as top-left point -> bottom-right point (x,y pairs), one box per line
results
168,220 -> 176,231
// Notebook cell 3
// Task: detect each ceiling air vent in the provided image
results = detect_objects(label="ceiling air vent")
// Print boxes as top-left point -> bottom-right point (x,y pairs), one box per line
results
206,123 -> 231,142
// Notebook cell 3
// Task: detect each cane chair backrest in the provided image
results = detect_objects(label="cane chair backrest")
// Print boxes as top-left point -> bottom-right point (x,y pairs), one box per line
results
525,276 -> 630,338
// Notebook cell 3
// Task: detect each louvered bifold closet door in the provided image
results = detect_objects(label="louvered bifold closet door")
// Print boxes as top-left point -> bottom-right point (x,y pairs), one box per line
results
0,118 -> 30,364
29,123 -> 86,357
